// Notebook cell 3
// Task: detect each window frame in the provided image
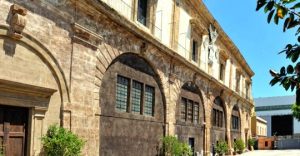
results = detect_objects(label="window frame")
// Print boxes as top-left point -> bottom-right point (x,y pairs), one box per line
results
115,74 -> 155,117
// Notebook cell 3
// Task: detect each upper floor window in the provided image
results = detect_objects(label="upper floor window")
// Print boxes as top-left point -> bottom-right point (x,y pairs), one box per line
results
246,82 -> 250,99
181,97 -> 199,124
236,71 -> 241,92
137,0 -> 148,26
191,40 -> 198,62
115,75 -> 155,116
219,63 -> 225,81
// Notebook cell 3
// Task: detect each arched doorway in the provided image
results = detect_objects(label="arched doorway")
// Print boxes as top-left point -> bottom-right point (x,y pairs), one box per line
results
99,53 -> 166,156
211,96 -> 227,145
175,81 -> 205,154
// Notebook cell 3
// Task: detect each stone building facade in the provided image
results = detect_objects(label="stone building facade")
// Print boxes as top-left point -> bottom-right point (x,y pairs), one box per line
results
0,0 -> 254,156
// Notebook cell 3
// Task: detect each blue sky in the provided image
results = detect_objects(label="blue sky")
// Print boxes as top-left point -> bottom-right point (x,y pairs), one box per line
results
203,0 -> 296,98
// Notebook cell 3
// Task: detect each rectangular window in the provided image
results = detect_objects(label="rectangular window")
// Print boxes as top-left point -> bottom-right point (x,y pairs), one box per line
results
236,72 -> 240,92
187,100 -> 193,122
144,85 -> 154,116
219,111 -> 223,127
131,80 -> 143,114
219,63 -> 224,81
213,109 -> 217,126
116,75 -> 130,112
194,102 -> 199,124
192,40 -> 198,62
137,0 -> 148,26
232,115 -> 239,129
181,98 -> 187,121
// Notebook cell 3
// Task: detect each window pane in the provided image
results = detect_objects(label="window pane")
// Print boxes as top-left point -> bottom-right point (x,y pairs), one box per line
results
116,75 -> 129,112
181,98 -> 187,121
131,80 -> 142,114
144,85 -> 154,116
137,0 -> 148,25
194,102 -> 199,123
187,100 -> 193,122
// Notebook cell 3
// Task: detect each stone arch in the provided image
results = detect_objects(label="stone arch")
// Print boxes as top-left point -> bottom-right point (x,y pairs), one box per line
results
0,24 -> 70,155
211,96 -> 227,144
98,52 -> 166,156
0,25 -> 70,103
174,81 -> 206,153
230,104 -> 242,142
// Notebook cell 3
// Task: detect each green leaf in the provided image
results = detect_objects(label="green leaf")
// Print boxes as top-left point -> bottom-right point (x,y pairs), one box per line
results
268,10 -> 275,23
256,0 -> 267,11
283,18 -> 291,32
264,1 -> 275,13
270,77 -> 280,86
280,66 -> 286,75
291,50 -> 300,62
291,2 -> 300,9
287,65 -> 294,74
274,13 -> 279,25
283,0 -> 296,4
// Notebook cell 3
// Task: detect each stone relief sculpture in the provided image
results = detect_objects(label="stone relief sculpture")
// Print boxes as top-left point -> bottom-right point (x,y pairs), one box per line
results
203,24 -> 219,64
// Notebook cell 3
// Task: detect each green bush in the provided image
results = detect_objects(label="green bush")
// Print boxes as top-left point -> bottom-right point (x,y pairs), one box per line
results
41,125 -> 85,156
215,140 -> 228,155
0,147 -> 3,156
248,138 -> 255,147
161,136 -> 193,156
233,139 -> 245,153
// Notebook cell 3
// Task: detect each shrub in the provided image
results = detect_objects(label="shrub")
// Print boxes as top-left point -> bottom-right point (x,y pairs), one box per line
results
248,138 -> 255,147
0,147 -> 3,156
161,136 -> 193,156
233,139 -> 245,153
41,125 -> 85,156
215,140 -> 228,155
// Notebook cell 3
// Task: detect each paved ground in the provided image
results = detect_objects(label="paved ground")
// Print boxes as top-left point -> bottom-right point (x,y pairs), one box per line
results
240,150 -> 300,156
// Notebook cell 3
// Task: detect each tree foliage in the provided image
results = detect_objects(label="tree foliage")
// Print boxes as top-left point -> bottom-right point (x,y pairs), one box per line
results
256,0 -> 300,121
233,139 -> 245,154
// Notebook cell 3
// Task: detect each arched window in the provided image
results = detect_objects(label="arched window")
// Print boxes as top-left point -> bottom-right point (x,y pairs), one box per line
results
231,105 -> 240,130
212,97 -> 225,128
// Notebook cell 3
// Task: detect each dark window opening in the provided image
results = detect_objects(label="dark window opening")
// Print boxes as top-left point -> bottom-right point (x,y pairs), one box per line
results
137,0 -> 148,26
192,40 -> 198,62
271,115 -> 293,136
219,63 -> 225,81
189,138 -> 195,155
181,97 -> 200,124
265,141 -> 268,147
231,115 -> 239,130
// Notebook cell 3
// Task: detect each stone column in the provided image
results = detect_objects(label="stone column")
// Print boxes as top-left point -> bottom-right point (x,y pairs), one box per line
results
30,107 -> 47,156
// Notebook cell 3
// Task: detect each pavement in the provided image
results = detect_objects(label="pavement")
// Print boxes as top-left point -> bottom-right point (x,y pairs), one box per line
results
240,150 -> 300,156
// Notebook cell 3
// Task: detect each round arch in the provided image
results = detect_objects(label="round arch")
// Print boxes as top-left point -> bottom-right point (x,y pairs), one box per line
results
0,25 -> 70,103
98,52 -> 167,155
231,104 -> 242,142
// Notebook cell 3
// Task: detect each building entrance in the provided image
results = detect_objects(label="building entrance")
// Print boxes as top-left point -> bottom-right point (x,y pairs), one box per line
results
0,105 -> 28,156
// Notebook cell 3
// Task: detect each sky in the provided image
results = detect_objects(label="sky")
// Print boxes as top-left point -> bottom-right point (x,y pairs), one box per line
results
203,0 -> 296,98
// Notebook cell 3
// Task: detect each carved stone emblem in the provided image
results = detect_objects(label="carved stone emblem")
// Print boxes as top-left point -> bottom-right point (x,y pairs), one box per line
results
9,4 -> 27,39
203,24 -> 219,65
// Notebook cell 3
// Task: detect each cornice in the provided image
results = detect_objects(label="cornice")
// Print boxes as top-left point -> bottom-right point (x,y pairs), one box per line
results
0,79 -> 57,98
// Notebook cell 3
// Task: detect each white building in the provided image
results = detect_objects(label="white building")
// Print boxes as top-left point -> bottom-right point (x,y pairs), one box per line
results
255,95 -> 300,137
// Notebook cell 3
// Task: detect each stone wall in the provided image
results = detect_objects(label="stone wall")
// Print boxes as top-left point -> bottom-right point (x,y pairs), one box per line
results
0,0 -> 254,155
